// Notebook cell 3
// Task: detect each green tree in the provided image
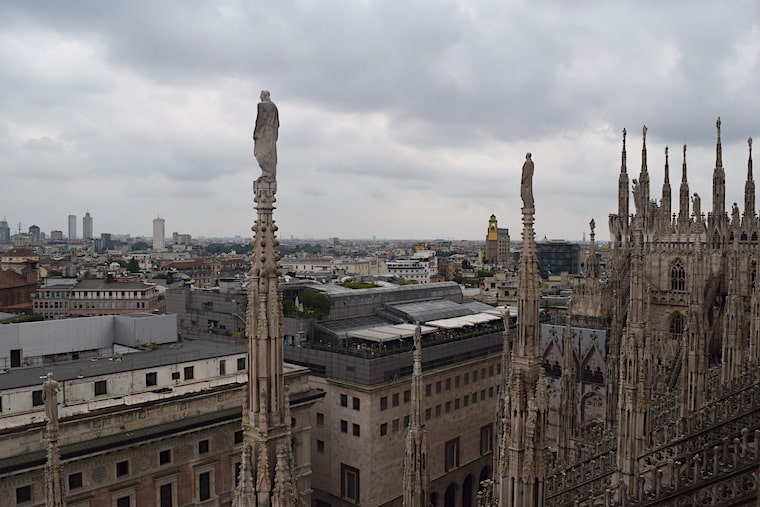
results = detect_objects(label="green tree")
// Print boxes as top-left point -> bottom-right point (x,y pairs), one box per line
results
298,288 -> 331,319
126,258 -> 140,273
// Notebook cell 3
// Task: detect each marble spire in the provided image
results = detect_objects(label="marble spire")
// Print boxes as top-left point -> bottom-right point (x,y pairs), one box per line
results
234,91 -> 299,507
402,324 -> 430,507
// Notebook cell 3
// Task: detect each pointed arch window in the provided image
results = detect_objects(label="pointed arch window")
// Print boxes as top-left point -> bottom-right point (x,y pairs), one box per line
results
751,262 -> 757,292
669,313 -> 684,340
671,260 -> 686,291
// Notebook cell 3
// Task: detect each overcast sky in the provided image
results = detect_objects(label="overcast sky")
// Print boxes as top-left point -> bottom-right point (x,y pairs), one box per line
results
2,1 -> 759,241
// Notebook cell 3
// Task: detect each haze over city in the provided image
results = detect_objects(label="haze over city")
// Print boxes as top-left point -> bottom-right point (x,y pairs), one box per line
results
2,1 -> 759,240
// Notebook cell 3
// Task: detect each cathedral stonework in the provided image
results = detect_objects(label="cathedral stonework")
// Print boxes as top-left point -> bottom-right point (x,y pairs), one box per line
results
538,120 -> 760,506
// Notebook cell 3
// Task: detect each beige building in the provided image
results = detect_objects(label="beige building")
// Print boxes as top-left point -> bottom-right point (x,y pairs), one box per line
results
0,322 -> 321,507
69,278 -> 161,317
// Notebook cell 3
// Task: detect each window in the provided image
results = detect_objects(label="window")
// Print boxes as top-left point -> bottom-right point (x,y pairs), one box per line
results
116,460 -> 129,477
445,401 -> 451,413
403,415 -> 410,427
489,387 -> 494,398
198,471 -> 211,501
670,313 -> 684,340
171,371 -> 180,380
464,394 -> 469,407
454,398 -> 460,410
116,497 -> 131,507
392,393 -> 399,406
184,366 -> 194,380
472,391 -> 478,404
160,449 -> 171,465
435,404 -> 441,417
435,381 -> 442,393
219,360 -> 226,375
352,423 -> 360,437
234,430 -> 244,444
445,438 -> 460,470
480,424 -> 493,454
489,365 -> 495,377
496,363 -> 501,375
392,419 -> 399,432
425,408 -> 432,420
671,260 -> 686,291
146,372 -> 158,387
341,464 -> 360,503
32,390 -> 43,406
473,370 -> 478,382
198,439 -> 209,454
445,378 -> 451,391
68,472 -> 83,490
317,439 -> 325,452
403,390 -> 411,403
159,483 -> 173,507
481,389 -> 486,401
16,485 -> 32,504
425,383 -> 432,396
455,375 -> 460,387
316,412 -> 325,427
380,397 -> 388,410
341,420 -> 348,433
380,423 -> 388,436
237,357 -> 246,370
352,397 -> 360,410
340,394 -> 348,407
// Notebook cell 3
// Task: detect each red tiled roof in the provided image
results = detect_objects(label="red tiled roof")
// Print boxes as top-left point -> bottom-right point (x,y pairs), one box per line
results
0,270 -> 33,289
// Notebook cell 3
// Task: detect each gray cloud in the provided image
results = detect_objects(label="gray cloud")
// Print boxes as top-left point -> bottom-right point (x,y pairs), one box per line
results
1,1 -> 759,239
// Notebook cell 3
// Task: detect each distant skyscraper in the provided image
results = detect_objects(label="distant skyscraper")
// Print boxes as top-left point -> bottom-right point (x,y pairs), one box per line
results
68,214 -> 77,239
82,211 -> 93,240
28,225 -> 41,244
0,218 -> 10,244
153,216 -> 165,251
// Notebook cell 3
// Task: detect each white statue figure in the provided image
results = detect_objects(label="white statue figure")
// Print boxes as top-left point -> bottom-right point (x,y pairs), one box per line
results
253,90 -> 279,181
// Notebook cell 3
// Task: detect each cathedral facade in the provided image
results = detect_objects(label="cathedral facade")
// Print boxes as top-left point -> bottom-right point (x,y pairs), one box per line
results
540,119 -> 760,506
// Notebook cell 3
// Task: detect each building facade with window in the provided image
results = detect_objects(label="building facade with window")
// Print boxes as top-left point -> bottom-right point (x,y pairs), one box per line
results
0,330 -> 322,507
285,285 -> 506,506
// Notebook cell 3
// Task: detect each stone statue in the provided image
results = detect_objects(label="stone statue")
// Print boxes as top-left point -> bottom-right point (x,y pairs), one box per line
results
632,178 -> 643,216
521,152 -> 534,209
253,90 -> 279,181
43,373 -> 60,428
692,193 -> 701,221
732,202 -> 740,227
526,398 -> 538,437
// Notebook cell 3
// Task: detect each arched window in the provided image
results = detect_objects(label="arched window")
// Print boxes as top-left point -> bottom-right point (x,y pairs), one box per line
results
671,260 -> 685,291
669,313 -> 684,340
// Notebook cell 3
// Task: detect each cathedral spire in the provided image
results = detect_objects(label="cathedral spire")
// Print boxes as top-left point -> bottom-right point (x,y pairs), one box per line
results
745,137 -> 755,220
402,324 -> 430,507
638,126 -> 650,220
497,154 -> 547,507
713,117 -> 726,219
618,129 -> 629,226
662,146 -> 671,223
679,144 -> 690,230
234,91 -> 299,507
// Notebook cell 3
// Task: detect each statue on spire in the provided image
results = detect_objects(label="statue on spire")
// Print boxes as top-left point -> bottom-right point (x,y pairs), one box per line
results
521,153 -> 534,210
253,90 -> 279,182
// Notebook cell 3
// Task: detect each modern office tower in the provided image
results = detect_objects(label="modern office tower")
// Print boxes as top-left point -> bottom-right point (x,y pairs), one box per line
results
152,216 -> 165,251
68,214 -> 77,239
82,211 -> 93,240
0,218 -> 10,244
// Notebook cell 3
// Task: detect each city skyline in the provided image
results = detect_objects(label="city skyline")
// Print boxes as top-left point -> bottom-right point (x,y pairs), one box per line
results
1,2 -> 759,240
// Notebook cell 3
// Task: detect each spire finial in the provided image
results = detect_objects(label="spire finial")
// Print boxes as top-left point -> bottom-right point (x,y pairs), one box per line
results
664,146 -> 670,183
643,125 -> 647,141
716,117 -> 723,168
682,144 -> 688,182
749,137 -> 754,179
716,117 -> 722,138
